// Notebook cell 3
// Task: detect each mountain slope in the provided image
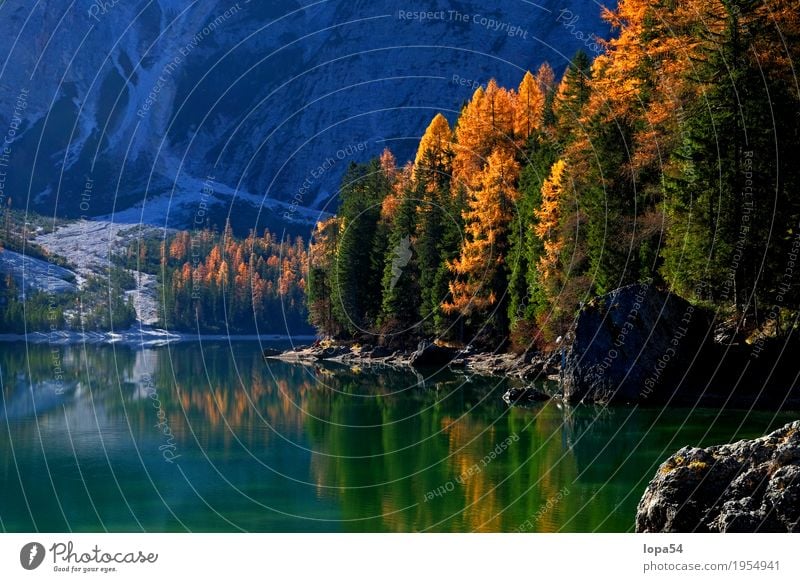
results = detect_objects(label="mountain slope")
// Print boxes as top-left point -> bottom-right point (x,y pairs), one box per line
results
0,0 -> 611,231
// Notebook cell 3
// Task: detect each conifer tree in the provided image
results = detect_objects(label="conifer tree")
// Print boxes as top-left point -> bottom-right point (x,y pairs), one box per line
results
308,217 -> 341,336
331,160 -> 391,335
443,149 -> 520,339
553,50 -> 592,143
380,189 -> 420,333
514,71 -> 544,142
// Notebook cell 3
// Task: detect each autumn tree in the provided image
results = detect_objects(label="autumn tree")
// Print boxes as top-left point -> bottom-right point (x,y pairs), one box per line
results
514,71 -> 544,142
307,217 -> 341,336
452,81 -> 517,194
443,149 -> 520,341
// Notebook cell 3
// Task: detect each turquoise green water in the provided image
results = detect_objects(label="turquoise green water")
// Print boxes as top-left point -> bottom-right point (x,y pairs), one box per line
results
0,342 -> 796,532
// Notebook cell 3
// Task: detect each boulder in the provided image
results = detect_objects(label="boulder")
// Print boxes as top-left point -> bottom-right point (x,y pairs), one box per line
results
635,420 -> 800,532
366,345 -> 393,358
409,342 -> 458,368
562,283 -> 710,404
314,345 -> 350,360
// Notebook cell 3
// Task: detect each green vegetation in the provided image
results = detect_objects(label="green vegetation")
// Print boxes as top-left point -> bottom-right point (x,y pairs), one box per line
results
307,0 -> 800,351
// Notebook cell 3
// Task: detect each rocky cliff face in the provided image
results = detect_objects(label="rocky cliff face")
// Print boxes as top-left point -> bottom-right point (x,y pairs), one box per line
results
636,421 -> 800,533
561,283 -> 800,407
0,0 -> 610,230
562,284 -> 710,404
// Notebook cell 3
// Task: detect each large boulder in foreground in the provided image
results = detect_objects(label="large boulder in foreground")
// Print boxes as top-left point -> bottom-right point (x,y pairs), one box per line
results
636,421 -> 800,532
562,284 -> 710,404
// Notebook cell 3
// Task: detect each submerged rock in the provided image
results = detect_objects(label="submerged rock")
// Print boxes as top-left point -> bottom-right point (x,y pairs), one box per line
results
562,283 -> 710,404
502,387 -> 551,406
636,420 -> 800,532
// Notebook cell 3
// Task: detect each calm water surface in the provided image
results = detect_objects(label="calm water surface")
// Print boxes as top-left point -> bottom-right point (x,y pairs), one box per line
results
0,341 -> 796,532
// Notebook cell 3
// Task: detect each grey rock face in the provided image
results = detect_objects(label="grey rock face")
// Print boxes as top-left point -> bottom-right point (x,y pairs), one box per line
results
636,421 -> 800,533
562,284 -> 709,404
409,342 -> 458,368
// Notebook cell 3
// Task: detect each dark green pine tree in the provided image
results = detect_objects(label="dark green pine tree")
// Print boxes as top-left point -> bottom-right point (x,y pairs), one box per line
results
661,0 -> 793,322
553,50 -> 592,144
380,189 -> 421,333
507,138 -> 557,332
582,114 -> 638,295
414,148 -> 457,335
430,185 -> 466,339
331,160 -> 391,335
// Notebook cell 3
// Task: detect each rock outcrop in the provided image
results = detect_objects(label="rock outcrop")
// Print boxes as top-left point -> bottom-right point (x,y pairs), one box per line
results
636,421 -> 800,532
409,342 -> 459,369
562,283 -> 710,404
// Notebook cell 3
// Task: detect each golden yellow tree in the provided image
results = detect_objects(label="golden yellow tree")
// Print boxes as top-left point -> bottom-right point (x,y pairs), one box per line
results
414,113 -> 453,169
514,71 -> 544,140
452,81 -> 517,193
443,149 -> 520,316
482,79 -> 517,154
535,159 -> 567,282
451,86 -> 486,193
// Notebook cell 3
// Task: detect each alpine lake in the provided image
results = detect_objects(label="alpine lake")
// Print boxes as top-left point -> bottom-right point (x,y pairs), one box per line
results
1,340 -> 795,532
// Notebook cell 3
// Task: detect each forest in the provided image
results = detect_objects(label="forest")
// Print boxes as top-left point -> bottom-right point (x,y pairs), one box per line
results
306,0 -> 800,352
118,222 -> 310,334
1,207 -> 310,334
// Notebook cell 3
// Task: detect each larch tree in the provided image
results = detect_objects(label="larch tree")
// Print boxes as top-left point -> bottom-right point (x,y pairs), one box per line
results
415,113 -> 454,175
452,81 -> 517,193
514,71 -> 544,142
535,159 -> 567,282
443,148 -> 520,340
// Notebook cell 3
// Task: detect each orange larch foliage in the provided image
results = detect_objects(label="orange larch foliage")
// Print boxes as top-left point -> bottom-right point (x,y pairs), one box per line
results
380,160 -> 413,222
414,113 -> 454,169
514,71 -> 544,140
169,231 -> 190,261
535,159 -> 567,281
452,81 -> 517,193
443,148 -> 520,316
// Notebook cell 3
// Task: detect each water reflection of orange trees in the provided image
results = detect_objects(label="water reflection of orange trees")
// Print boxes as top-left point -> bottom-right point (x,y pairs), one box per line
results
503,404 -> 579,532
438,413 -> 502,532
148,350 -> 316,452
300,369 -> 559,532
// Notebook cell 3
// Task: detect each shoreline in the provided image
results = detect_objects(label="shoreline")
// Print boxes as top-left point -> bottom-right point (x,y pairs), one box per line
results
266,341 -> 561,382
267,340 -> 800,411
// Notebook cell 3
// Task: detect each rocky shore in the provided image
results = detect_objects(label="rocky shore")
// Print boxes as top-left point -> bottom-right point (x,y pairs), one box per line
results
636,421 -> 800,532
269,283 -> 800,410
265,340 -> 561,383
